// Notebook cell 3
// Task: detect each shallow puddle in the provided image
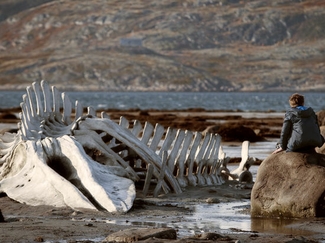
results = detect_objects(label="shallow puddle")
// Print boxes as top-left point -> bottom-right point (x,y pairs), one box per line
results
172,201 -> 252,237
103,201 -> 315,238
250,217 -> 315,236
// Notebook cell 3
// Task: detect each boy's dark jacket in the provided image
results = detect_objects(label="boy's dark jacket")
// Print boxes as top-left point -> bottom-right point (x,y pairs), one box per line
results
279,106 -> 324,152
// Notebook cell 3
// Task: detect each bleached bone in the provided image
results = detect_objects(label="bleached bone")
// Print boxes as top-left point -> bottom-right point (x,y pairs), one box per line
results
185,132 -> 202,186
76,118 -> 182,194
228,141 -> 255,182
199,133 -> 217,185
119,116 -> 129,128
216,146 -> 230,184
0,133 -> 20,165
141,121 -> 154,144
153,151 -> 168,197
131,119 -> 142,136
142,163 -> 154,197
0,81 -> 251,213
158,127 -> 177,157
167,129 -> 185,172
174,130 -> 193,188
149,123 -> 165,151
195,133 -> 212,185
0,81 -> 142,213
205,134 -> 222,185
0,140 -> 97,210
71,129 -> 139,181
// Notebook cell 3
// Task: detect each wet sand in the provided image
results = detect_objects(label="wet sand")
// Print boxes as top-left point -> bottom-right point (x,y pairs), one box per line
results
0,109 -> 324,243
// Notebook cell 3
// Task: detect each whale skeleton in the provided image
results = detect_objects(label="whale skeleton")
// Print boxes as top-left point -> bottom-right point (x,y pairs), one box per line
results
0,81 -> 253,213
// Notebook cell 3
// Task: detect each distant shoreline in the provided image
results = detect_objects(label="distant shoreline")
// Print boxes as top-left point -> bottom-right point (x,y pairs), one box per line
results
0,108 -> 283,143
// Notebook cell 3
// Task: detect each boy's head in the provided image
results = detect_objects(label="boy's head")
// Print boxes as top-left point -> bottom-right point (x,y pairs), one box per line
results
289,93 -> 304,107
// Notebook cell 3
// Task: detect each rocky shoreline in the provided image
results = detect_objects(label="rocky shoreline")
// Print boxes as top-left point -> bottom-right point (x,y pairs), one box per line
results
0,107 -> 284,139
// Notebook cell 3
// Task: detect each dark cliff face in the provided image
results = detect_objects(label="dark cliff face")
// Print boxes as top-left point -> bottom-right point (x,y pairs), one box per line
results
0,0 -> 324,91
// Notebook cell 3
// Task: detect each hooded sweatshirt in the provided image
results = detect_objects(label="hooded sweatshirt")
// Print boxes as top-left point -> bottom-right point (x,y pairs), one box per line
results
278,106 -> 324,152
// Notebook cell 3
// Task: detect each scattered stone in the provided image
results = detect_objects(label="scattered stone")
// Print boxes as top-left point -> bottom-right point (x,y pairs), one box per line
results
71,210 -> 83,216
0,209 -> 5,222
206,197 -> 220,203
192,232 -> 226,240
34,236 -> 44,242
103,228 -> 177,242
238,170 -> 253,183
249,234 -> 259,238
207,188 -> 217,193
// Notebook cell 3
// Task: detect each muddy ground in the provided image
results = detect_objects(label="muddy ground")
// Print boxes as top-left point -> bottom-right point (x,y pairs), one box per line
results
1,181 -> 324,243
0,109 -> 324,243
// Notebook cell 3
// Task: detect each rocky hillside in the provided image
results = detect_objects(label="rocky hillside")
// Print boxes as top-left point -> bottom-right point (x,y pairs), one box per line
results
0,0 -> 325,91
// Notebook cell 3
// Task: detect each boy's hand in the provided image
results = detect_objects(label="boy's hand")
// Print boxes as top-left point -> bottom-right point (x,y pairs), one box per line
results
272,147 -> 284,154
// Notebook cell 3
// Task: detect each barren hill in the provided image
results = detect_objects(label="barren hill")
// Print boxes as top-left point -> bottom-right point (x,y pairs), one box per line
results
0,0 -> 325,91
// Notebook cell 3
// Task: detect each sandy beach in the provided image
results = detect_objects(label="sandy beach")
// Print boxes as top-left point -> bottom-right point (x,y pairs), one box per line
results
0,109 -> 324,243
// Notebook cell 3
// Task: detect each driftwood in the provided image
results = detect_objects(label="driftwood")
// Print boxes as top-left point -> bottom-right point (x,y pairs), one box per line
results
0,81 -> 253,213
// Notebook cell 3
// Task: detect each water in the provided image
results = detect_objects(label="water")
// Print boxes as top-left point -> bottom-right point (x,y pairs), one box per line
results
222,139 -> 277,161
100,202 -> 253,237
1,91 -> 325,112
79,201 -> 316,239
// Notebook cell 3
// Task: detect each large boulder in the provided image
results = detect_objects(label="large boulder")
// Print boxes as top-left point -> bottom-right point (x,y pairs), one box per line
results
251,152 -> 325,218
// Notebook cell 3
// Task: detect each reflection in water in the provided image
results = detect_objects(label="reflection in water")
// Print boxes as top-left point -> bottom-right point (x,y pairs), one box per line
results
104,201 -> 314,238
185,202 -> 251,232
251,217 -> 313,235
131,221 -> 168,228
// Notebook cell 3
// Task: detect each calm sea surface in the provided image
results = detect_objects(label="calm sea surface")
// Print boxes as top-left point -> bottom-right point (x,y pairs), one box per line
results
1,91 -> 325,112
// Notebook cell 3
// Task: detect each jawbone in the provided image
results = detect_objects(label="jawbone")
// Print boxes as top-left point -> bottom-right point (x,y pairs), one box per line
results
0,136 -> 135,212
0,81 -> 138,213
